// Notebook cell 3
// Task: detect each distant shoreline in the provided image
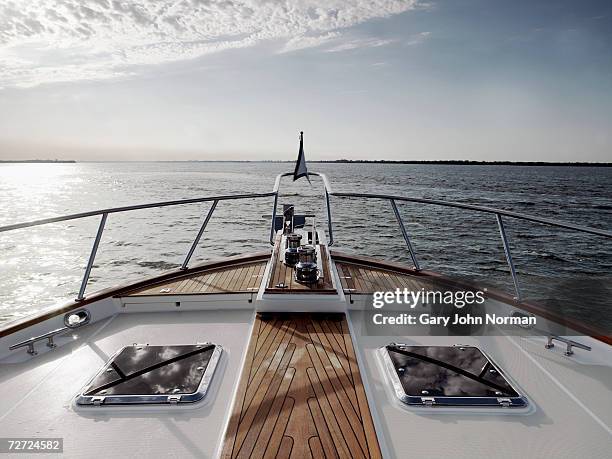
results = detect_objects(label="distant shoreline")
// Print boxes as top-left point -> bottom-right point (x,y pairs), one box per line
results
313,160 -> 612,167
1,159 -> 610,167
0,159 -> 76,163
184,160 -> 612,166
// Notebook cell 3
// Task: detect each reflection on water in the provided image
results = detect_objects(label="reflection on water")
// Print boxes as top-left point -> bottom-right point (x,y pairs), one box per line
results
0,162 -> 610,329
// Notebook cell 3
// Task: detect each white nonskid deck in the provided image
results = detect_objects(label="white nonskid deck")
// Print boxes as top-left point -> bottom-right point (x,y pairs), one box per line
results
0,305 -> 610,458
347,310 -> 612,459
0,310 -> 254,459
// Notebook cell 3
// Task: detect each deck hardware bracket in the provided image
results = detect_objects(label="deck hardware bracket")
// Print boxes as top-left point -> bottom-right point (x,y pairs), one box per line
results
46,336 -> 56,349
545,335 -> 591,356
9,326 -> 69,356
498,398 -> 512,407
168,395 -> 181,404
421,397 -> 435,406
92,397 -> 105,406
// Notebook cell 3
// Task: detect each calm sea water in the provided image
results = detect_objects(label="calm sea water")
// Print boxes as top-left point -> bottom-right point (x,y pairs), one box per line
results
0,162 -> 610,330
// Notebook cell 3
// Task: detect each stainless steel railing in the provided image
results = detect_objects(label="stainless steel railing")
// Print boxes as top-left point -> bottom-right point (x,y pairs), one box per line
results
271,173 -> 611,302
270,172 -> 335,246
0,171 -> 610,304
326,190 -> 612,301
0,172 -> 335,302
0,192 -> 277,301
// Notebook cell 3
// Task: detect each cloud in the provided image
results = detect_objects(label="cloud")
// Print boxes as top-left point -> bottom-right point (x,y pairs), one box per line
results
404,30 -> 430,45
325,37 -> 395,53
279,33 -> 397,54
279,32 -> 340,54
0,0 -> 419,87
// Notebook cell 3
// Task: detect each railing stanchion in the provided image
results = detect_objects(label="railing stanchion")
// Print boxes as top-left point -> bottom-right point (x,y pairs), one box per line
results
181,200 -> 218,270
76,213 -> 107,301
495,213 -> 522,301
390,199 -> 420,271
269,193 -> 279,245
325,190 -> 334,246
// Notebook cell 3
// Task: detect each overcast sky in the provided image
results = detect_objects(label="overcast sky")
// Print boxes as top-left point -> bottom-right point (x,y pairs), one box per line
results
0,0 -> 610,161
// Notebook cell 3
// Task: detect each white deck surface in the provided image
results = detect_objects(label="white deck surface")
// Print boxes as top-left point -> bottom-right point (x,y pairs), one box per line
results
347,310 -> 612,459
0,310 -> 254,458
1,306 -> 610,458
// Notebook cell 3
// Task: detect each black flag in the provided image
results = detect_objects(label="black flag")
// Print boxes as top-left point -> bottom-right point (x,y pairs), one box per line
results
293,131 -> 310,183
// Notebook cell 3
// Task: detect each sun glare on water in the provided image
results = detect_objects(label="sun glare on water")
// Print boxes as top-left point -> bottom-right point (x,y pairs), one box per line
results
0,163 -> 70,185
0,163 -> 88,321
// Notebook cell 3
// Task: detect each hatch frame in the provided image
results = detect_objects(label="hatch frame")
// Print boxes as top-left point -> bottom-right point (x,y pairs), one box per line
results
380,343 -> 529,408
75,343 -> 223,406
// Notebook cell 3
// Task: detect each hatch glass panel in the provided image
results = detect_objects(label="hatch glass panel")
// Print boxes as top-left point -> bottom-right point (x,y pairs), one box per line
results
381,344 -> 527,407
76,343 -> 222,406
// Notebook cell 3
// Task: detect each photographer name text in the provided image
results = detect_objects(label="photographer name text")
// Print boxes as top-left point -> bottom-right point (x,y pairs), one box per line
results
372,312 -> 536,327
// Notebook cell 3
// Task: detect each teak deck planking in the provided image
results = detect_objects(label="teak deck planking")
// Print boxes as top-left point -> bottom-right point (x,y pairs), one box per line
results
335,260 -> 429,294
127,261 -> 267,296
221,312 -> 382,459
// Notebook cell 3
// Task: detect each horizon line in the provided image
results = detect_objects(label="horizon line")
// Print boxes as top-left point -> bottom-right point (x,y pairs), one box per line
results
1,159 -> 612,167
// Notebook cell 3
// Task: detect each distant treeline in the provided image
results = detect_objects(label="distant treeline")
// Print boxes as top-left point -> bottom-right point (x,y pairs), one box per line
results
188,159 -> 611,166
311,159 -> 612,167
0,159 -> 76,163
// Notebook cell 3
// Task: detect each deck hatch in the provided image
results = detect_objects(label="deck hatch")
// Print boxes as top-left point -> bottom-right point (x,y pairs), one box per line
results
76,343 -> 222,406
381,344 -> 528,408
